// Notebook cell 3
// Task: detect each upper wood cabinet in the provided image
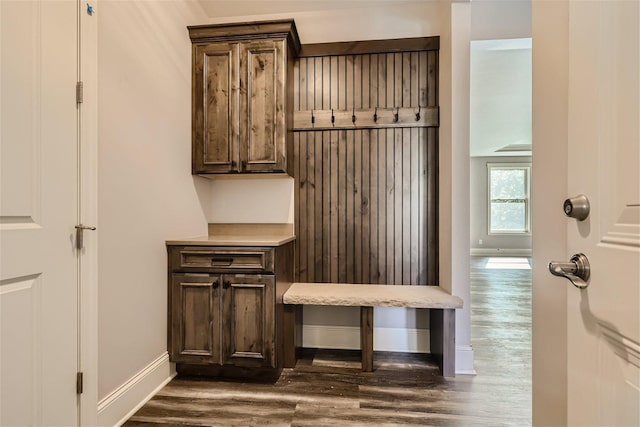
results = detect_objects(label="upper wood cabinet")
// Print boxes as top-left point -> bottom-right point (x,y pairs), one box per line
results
189,20 -> 300,175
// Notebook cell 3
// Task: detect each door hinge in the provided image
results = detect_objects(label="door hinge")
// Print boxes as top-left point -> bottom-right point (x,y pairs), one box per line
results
76,371 -> 83,394
76,81 -> 84,104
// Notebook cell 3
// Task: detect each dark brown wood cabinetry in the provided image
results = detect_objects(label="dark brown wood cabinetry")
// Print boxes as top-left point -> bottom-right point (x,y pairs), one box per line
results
189,20 -> 300,175
170,272 -> 275,368
221,274 -> 275,367
170,273 -> 220,365
291,38 -> 440,286
167,242 -> 293,377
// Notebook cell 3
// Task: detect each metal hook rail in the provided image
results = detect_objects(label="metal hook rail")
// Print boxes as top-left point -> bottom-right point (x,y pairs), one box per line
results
292,106 -> 439,131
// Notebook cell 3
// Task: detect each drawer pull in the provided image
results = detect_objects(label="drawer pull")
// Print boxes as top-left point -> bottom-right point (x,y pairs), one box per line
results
211,258 -> 234,266
174,248 -> 275,273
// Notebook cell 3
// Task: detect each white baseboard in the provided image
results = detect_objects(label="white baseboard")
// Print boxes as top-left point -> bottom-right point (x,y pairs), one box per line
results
302,325 -> 430,353
455,344 -> 476,375
470,248 -> 532,257
97,351 -> 176,427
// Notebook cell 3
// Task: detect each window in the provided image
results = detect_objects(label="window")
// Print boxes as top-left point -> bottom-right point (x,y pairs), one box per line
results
488,164 -> 531,234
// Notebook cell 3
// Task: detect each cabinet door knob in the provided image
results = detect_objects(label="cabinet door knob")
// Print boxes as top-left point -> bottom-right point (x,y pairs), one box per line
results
212,280 -> 219,289
223,281 -> 231,289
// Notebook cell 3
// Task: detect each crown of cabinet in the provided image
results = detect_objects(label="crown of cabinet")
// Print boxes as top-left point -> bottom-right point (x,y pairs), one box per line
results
188,20 -> 301,54
189,20 -> 300,176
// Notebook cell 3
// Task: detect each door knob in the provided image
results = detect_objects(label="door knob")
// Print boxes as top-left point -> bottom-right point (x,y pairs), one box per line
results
549,253 -> 590,289
563,194 -> 590,221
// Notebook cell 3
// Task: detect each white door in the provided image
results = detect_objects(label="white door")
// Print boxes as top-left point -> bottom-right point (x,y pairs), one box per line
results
565,1 -> 640,424
534,1 -> 640,425
1,1 -> 81,425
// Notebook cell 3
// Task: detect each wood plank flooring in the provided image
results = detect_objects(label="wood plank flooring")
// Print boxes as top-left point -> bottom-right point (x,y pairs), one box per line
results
125,257 -> 531,426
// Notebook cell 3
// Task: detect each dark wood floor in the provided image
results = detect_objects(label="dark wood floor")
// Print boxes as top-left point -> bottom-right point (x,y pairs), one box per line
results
125,257 -> 531,426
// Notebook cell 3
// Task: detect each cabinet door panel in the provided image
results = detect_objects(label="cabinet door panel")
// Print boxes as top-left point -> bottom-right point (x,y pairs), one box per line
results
222,274 -> 275,367
240,40 -> 286,172
170,274 -> 220,364
193,43 -> 239,173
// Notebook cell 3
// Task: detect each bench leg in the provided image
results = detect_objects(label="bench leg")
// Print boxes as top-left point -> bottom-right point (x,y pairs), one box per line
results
283,304 -> 301,368
429,308 -> 456,377
361,306 -> 373,372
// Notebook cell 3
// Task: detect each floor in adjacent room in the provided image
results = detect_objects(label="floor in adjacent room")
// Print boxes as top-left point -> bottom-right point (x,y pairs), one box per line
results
124,257 -> 531,426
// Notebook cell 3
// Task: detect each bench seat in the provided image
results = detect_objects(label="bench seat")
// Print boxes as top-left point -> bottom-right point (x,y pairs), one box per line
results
282,283 -> 463,377
283,282 -> 463,309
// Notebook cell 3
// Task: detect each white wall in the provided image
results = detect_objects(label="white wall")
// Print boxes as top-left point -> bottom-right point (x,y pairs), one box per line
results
471,0 -> 531,41
207,176 -> 294,224
470,39 -> 532,157
470,156 -> 532,253
198,1 -> 449,43
97,0 -> 210,423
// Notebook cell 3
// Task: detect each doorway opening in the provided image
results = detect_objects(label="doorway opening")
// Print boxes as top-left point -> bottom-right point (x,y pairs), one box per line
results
469,37 -> 532,423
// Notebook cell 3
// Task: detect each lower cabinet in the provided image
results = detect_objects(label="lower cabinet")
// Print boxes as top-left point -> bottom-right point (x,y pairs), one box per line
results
170,273 -> 275,368
169,274 -> 220,364
167,242 -> 294,378
222,274 -> 275,367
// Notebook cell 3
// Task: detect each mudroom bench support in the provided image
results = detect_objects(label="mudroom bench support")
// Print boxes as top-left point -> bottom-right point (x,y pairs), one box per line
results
282,283 -> 463,377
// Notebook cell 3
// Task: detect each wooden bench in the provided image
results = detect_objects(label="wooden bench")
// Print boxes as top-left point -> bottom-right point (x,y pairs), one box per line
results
282,283 -> 463,377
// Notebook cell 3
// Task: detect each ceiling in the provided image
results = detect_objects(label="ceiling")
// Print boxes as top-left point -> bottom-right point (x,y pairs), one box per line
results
470,38 -> 532,157
197,1 -> 422,19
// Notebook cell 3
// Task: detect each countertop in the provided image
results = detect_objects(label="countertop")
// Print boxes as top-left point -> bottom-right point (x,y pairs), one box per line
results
166,223 -> 295,247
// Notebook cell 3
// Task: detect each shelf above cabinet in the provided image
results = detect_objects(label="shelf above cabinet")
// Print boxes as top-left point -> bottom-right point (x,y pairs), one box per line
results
166,223 -> 295,247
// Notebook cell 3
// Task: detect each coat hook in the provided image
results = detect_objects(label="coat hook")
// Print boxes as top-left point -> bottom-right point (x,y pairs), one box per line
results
373,107 -> 378,123
331,109 -> 335,126
311,109 -> 315,125
352,106 -> 356,124
394,107 -> 399,123
415,105 -> 421,121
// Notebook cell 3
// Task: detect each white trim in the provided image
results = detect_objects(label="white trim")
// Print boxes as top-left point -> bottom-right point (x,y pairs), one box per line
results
455,345 -> 477,375
79,0 -> 99,424
302,325 -> 431,353
471,248 -> 532,257
97,352 -> 175,427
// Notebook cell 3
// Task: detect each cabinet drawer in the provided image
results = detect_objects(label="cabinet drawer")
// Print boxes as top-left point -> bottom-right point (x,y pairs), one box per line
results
171,247 -> 274,272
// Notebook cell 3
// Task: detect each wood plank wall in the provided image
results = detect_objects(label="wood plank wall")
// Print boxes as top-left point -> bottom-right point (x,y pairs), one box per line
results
293,48 -> 438,286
